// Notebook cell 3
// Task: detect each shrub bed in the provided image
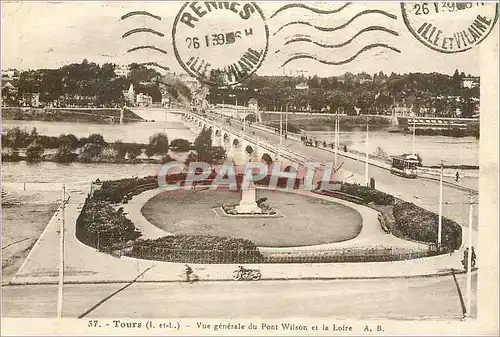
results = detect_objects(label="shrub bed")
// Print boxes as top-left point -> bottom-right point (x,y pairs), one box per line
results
93,176 -> 158,203
392,201 -> 462,251
128,235 -> 263,263
318,183 -> 394,205
76,198 -> 142,250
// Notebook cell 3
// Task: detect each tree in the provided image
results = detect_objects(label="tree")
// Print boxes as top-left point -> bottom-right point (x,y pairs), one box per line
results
145,145 -> 156,158
3,127 -> 30,150
26,142 -> 44,162
59,134 -> 79,150
211,146 -> 227,163
81,133 -> 106,158
127,147 -> 142,160
193,127 -> 213,162
147,132 -> 169,155
170,138 -> 191,152
56,135 -> 77,163
113,140 -> 127,160
186,127 -> 227,165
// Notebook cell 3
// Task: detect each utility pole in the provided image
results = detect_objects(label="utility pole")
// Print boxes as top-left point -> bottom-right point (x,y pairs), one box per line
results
365,123 -> 369,186
465,192 -> 474,318
335,109 -> 339,167
438,161 -> 443,249
412,115 -> 416,156
57,184 -> 66,318
235,96 -> 238,120
285,103 -> 288,137
280,105 -> 283,146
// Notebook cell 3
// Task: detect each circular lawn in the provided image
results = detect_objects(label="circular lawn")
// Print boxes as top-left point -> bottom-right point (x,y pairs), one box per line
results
141,189 -> 362,247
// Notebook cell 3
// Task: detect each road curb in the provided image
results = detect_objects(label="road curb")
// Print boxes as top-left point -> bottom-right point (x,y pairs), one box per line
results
5,268 -> 477,286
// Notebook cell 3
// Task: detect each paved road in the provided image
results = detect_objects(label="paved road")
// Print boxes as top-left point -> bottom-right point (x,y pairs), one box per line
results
2,273 -> 476,319
206,111 -> 478,229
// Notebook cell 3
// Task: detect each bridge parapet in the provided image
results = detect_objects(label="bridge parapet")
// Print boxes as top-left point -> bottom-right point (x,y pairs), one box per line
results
184,112 -> 324,169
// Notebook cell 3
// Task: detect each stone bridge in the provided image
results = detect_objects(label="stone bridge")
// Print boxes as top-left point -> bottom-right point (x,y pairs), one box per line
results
183,112 -> 320,172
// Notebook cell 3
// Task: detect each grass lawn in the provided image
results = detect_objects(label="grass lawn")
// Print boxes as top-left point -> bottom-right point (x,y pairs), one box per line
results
141,189 -> 362,247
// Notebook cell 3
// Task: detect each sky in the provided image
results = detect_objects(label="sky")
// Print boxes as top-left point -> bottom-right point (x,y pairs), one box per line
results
1,1 -> 490,77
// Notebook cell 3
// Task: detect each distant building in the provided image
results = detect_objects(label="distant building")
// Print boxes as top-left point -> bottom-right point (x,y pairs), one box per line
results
295,82 -> 309,90
178,73 -> 201,92
1,82 -> 18,106
122,84 -> 135,105
1,68 -> 19,79
461,76 -> 479,89
136,93 -> 152,107
19,93 -> 40,107
115,65 -> 130,77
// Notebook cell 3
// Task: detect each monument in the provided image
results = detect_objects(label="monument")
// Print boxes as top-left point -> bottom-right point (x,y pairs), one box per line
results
235,179 -> 262,214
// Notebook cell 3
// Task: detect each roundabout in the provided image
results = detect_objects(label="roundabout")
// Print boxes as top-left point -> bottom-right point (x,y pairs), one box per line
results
140,188 -> 363,248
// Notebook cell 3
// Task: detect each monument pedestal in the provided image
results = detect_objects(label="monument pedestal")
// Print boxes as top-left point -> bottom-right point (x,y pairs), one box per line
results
235,182 -> 262,214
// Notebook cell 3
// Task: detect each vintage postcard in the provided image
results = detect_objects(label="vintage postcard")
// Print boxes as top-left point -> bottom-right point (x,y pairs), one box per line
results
1,1 -> 498,335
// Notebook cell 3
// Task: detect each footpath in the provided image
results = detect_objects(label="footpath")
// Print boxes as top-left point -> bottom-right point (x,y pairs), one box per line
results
8,186 -> 475,286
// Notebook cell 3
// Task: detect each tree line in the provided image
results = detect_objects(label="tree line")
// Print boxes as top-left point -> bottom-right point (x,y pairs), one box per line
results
207,70 -> 479,118
5,60 -> 165,106
2,126 -> 227,164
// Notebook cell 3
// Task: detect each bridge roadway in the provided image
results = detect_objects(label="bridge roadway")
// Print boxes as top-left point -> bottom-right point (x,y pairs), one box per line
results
190,110 -> 478,229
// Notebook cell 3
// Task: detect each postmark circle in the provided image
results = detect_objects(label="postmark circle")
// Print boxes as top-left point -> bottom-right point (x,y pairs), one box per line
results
401,2 -> 498,54
172,2 -> 269,86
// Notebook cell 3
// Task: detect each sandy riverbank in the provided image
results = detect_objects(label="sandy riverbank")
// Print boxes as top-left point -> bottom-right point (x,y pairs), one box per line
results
2,192 -> 59,284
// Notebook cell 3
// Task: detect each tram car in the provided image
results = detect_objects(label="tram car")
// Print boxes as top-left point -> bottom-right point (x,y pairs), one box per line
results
390,154 -> 419,178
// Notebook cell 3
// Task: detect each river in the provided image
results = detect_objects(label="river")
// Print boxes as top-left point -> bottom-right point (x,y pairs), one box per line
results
307,129 -> 478,167
2,112 -> 194,144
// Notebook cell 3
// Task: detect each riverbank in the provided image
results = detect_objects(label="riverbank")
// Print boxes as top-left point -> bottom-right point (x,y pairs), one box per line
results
263,115 -> 391,132
2,107 -> 144,124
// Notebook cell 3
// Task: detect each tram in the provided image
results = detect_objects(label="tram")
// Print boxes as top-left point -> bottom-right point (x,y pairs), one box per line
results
390,154 -> 419,178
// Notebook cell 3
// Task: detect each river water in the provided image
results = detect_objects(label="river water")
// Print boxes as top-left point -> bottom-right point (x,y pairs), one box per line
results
307,129 -> 478,167
2,116 -> 479,200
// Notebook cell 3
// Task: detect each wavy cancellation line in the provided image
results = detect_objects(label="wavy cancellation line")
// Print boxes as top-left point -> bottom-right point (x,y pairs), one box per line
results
120,11 -> 162,21
270,2 -> 352,19
122,28 -> 165,38
273,9 -> 398,36
127,45 -> 168,55
283,26 -> 399,49
280,43 -> 401,67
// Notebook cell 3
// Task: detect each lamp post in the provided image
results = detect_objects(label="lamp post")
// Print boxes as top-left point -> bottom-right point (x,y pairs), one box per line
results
280,105 -> 283,146
57,184 -> 66,318
285,103 -> 288,137
365,123 -> 369,186
438,160 -> 444,249
464,192 -> 474,318
412,113 -> 416,156
334,108 -> 339,167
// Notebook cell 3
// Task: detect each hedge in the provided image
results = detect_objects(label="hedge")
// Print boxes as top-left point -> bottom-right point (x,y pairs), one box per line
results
75,198 -> 142,250
128,235 -> 263,263
93,176 -> 158,203
338,183 -> 394,205
393,201 -> 462,251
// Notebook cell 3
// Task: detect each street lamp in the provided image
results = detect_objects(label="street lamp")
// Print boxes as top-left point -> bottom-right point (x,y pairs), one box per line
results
438,160 -> 444,249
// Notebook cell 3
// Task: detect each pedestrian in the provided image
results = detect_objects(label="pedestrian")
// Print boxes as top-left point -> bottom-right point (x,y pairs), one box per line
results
462,248 -> 469,270
184,264 -> 193,283
471,247 -> 477,268
455,171 -> 460,182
